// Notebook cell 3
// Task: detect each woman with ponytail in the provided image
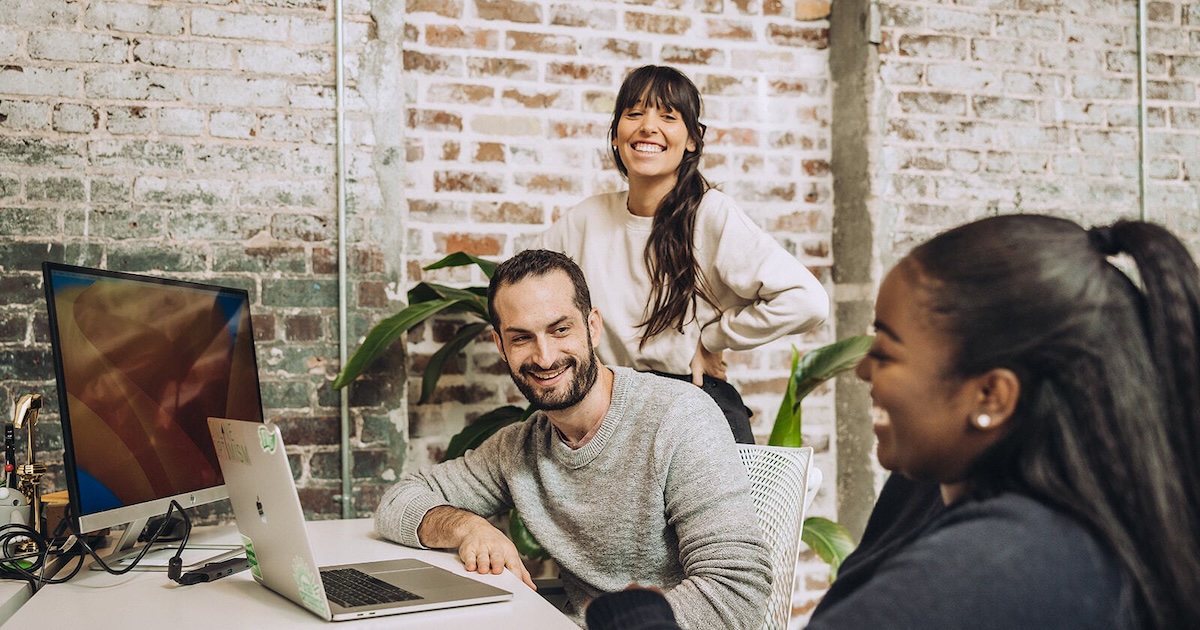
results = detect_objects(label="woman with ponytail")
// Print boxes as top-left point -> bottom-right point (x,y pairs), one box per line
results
539,65 -> 829,443
805,214 -> 1200,629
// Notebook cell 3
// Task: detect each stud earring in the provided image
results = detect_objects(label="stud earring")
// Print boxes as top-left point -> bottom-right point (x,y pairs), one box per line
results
975,414 -> 993,428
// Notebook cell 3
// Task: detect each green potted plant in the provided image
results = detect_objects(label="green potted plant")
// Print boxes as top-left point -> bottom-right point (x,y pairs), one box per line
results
768,335 -> 873,580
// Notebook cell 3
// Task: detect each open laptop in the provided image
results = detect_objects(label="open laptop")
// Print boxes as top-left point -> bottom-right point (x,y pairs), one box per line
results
208,417 -> 513,622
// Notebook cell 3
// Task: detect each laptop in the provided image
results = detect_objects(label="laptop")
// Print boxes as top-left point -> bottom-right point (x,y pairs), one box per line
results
208,417 -> 513,621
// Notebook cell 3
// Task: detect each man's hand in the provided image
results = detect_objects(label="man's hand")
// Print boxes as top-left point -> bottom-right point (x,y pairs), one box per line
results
690,339 -> 727,386
417,506 -> 536,590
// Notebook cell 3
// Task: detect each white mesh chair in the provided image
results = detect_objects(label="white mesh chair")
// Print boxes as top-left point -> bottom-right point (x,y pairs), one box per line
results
737,445 -> 819,630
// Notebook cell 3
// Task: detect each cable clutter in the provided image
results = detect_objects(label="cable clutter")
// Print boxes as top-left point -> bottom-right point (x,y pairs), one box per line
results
0,393 -> 200,591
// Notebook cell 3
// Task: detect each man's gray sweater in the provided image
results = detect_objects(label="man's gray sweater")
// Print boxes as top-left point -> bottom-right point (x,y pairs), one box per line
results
374,367 -> 772,629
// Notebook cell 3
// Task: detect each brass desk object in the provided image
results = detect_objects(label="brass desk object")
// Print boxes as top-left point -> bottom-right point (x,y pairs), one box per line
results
12,394 -> 44,553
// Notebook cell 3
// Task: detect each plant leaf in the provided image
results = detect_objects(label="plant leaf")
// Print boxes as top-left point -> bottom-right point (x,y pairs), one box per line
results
802,516 -> 857,582
509,508 -> 550,560
791,335 -> 874,406
423,252 -> 499,279
407,282 -> 489,320
419,322 -> 491,404
769,346 -> 804,447
442,405 -> 528,461
333,299 -> 461,389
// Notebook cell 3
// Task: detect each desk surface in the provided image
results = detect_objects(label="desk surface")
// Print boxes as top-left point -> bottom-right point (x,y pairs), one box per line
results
5,519 -> 577,629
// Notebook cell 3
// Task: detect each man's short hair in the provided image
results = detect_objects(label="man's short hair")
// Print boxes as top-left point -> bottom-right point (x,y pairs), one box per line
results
487,249 -> 593,328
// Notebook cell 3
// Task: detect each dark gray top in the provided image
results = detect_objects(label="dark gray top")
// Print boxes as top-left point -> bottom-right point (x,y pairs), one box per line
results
806,492 -> 1134,630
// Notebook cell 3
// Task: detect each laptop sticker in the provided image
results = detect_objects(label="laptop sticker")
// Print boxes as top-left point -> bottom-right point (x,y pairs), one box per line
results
257,425 -> 277,453
242,534 -> 262,581
293,556 -> 329,617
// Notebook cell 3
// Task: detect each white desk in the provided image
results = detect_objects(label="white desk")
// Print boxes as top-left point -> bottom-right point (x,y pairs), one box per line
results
3,519 -> 577,629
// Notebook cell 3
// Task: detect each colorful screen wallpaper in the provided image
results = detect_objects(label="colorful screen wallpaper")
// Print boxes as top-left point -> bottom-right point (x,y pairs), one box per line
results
50,270 -> 263,517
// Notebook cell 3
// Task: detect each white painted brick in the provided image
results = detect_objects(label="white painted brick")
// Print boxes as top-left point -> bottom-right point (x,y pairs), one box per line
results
90,139 -> 187,170
1116,159 -> 1138,179
1054,154 -> 1081,176
194,144 -> 289,174
0,66 -> 81,97
0,0 -> 80,28
191,75 -> 290,107
209,110 -> 258,139
52,103 -> 98,133
289,15 -> 339,46
926,8 -> 994,36
926,64 -> 1000,91
240,178 -> 329,208
287,84 -> 336,109
1006,125 -> 1069,151
133,39 -> 235,70
878,61 -> 923,86
1064,20 -> 1125,47
1,100 -> 51,131
29,31 -> 129,63
1148,25 -> 1184,51
245,0 -> 328,9
259,113 -> 311,141
970,39 -> 1037,66
106,105 -> 154,135
1040,99 -> 1105,125
1148,130 -> 1199,157
1072,74 -> 1135,100
83,1 -> 186,36
1039,45 -> 1106,71
0,27 -> 23,58
133,175 -> 236,206
239,45 -> 332,76
995,15 -> 1061,41
1076,129 -> 1137,154
192,8 -> 290,42
84,69 -> 188,100
157,107 -> 206,136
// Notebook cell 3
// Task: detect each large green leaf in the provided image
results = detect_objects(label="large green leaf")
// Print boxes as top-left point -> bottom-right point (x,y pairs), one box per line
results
441,405 -> 531,461
406,282 -> 490,320
768,347 -> 804,447
423,252 -> 499,279
419,322 -> 491,404
791,335 -> 874,403
333,299 -> 461,389
802,516 -> 857,582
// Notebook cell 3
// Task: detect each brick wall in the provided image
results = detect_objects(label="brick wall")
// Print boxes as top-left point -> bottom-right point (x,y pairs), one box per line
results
0,0 -> 395,520
874,0 -> 1200,270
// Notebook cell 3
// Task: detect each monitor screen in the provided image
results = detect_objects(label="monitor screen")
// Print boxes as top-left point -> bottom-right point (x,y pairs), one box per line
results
42,262 -> 264,540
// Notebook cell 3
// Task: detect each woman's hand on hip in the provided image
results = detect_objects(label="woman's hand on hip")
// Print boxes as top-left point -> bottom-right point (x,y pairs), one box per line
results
691,339 -> 727,385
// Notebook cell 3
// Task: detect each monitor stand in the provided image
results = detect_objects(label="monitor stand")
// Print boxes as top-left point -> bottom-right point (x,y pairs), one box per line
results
91,516 -> 242,572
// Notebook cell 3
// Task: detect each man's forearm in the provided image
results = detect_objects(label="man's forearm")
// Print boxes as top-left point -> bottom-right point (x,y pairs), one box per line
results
417,505 -> 491,548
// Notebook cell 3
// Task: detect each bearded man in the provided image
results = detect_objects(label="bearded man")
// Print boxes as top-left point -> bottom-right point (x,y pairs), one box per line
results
374,249 -> 771,630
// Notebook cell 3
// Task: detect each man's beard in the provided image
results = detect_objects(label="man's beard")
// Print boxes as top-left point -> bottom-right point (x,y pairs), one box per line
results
508,343 -> 599,412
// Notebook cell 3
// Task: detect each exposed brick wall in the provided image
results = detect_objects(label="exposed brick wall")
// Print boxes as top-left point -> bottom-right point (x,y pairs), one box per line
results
874,0 -> 1200,271
0,0 -> 396,521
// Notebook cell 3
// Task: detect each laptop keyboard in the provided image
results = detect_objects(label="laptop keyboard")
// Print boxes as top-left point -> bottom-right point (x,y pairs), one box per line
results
321,567 -> 422,608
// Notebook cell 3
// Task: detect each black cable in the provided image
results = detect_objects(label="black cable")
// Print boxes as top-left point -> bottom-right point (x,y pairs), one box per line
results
77,499 -> 192,579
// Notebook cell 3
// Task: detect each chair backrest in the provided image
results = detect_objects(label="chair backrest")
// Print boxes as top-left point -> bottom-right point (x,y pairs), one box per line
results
737,445 -> 816,630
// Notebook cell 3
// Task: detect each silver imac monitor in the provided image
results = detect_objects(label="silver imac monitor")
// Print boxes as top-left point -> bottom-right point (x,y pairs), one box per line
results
42,262 -> 265,570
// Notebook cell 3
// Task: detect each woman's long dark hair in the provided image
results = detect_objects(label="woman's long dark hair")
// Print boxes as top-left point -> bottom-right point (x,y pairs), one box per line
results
608,65 -> 712,346
907,214 -> 1200,629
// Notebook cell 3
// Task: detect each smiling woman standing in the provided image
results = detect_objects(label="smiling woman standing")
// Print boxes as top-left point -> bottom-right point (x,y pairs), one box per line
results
539,65 -> 829,443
